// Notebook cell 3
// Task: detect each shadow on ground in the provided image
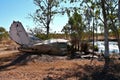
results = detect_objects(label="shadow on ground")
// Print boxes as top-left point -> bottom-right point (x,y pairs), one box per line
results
0,53 -> 33,71
0,52 -> 120,80
44,61 -> 120,80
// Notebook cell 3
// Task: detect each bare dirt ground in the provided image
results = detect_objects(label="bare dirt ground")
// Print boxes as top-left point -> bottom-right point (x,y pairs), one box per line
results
0,48 -> 120,80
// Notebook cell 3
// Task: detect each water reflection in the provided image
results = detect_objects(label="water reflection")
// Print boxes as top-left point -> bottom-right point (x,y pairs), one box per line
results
93,41 -> 119,54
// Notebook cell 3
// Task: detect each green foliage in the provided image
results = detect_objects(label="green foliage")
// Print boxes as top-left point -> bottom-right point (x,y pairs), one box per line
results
61,24 -> 71,34
35,33 -> 48,40
94,45 -> 98,51
68,10 -> 85,40
63,10 -> 86,50
0,27 -> 8,40
0,27 -> 5,32
35,33 -> 66,40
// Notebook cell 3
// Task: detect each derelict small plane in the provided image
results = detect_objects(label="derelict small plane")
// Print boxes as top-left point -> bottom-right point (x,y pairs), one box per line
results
9,21 -> 70,56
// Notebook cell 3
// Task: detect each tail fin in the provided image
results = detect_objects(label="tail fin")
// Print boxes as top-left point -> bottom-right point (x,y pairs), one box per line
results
9,21 -> 30,46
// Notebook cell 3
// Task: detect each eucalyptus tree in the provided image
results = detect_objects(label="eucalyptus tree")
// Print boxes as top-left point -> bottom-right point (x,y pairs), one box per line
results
69,0 -> 110,73
105,0 -> 120,54
118,1 -> 120,51
68,10 -> 85,50
118,0 -> 120,54
30,0 -> 66,38
100,0 -> 110,73
118,0 -> 120,21
84,6 -> 93,41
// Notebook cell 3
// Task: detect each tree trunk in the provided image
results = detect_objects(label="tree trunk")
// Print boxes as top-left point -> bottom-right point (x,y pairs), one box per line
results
118,0 -> 120,21
46,24 -> 49,38
46,14 -> 50,38
118,0 -> 120,54
115,32 -> 120,54
93,17 -> 95,54
101,0 -> 110,73
117,39 -> 120,54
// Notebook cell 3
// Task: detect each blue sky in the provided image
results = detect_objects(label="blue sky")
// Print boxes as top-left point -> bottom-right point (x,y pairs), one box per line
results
0,0 -> 68,33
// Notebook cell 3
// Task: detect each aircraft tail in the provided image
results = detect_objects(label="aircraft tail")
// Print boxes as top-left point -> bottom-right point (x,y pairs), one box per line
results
9,21 -> 31,46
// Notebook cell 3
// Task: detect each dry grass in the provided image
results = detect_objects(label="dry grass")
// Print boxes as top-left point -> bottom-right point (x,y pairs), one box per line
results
0,50 -> 119,80
0,40 -> 119,80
